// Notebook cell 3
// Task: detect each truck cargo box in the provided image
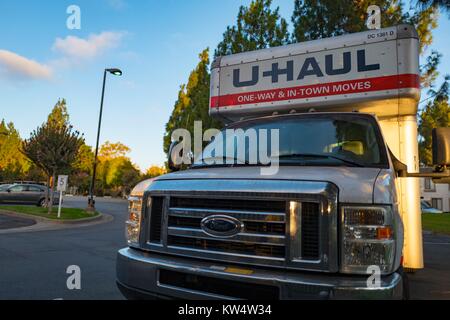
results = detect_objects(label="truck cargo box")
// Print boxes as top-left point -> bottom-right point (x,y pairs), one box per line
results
210,24 -> 420,121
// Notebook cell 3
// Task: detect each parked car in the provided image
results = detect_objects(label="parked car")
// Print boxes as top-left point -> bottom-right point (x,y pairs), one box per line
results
0,184 -> 59,207
421,200 -> 443,214
0,184 -> 11,191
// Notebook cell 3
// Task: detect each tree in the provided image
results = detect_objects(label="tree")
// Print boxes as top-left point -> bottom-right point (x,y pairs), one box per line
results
291,0 -> 404,43
164,1 -> 290,160
70,143 -> 94,195
115,160 -> 141,196
99,141 -> 130,160
0,120 -> 30,182
47,99 -> 70,128
144,165 -> 166,179
163,49 -> 222,155
95,141 -> 141,196
215,0 -> 289,57
416,0 -> 450,16
21,118 -> 84,214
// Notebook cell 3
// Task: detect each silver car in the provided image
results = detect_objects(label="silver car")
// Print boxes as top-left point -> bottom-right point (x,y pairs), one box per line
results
421,200 -> 443,214
0,184 -> 59,207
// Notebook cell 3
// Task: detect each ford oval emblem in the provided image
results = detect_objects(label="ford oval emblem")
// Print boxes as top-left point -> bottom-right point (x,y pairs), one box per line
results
201,215 -> 243,238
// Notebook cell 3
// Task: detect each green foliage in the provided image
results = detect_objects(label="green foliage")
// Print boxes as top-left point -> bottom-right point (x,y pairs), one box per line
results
163,49 -> 222,155
21,102 -> 85,213
0,120 -> 31,182
1,205 -> 99,220
95,141 -> 141,196
291,0 -> 404,42
215,0 -> 289,56
1,101 -> 146,196
143,165 -> 167,179
415,0 -> 450,17
420,51 -> 442,89
406,4 -> 438,54
99,141 -> 130,159
21,120 -> 84,177
47,98 -> 70,128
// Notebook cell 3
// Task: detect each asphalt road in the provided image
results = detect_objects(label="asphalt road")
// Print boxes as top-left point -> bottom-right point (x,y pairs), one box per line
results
0,196 -> 449,299
0,196 -> 127,300
0,214 -> 35,230
409,232 -> 450,299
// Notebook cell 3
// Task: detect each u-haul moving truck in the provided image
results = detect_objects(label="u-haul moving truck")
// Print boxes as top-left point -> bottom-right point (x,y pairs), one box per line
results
117,25 -> 450,299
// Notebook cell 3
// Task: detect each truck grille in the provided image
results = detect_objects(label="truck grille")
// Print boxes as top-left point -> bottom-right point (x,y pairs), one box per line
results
166,197 -> 287,260
146,195 -> 322,264
143,180 -> 337,272
301,202 -> 320,259
168,236 -> 286,258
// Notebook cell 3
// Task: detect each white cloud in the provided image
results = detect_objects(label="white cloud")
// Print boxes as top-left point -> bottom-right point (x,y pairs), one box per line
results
0,50 -> 52,80
52,31 -> 126,60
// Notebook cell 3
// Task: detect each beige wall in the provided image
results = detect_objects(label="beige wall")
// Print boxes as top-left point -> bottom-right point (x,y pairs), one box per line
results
420,177 -> 450,212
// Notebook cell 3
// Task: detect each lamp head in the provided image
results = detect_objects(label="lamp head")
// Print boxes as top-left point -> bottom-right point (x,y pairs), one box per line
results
106,68 -> 122,76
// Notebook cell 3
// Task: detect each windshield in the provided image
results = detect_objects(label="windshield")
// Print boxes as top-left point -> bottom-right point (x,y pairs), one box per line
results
194,114 -> 388,168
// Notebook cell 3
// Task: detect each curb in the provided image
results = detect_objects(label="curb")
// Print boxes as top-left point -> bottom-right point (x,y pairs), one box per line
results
0,209 -> 103,224
0,209 -> 113,234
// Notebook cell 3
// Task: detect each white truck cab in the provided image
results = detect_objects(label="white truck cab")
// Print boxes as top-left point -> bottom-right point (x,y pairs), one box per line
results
116,25 -> 450,300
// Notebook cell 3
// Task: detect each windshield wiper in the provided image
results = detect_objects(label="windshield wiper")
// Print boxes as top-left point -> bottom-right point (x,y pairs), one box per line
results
278,153 -> 364,167
192,156 -> 249,168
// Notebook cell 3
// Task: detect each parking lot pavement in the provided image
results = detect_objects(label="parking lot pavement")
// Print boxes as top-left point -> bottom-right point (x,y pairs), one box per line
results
0,196 -> 127,300
409,232 -> 450,300
0,196 -> 449,299
0,213 -> 36,230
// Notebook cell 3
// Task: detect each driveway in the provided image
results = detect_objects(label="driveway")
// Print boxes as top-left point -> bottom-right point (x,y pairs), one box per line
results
0,196 -> 449,299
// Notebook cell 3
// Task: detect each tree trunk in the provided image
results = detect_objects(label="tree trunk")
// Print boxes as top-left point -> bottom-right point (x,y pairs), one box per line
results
45,175 -> 51,207
48,170 -> 56,215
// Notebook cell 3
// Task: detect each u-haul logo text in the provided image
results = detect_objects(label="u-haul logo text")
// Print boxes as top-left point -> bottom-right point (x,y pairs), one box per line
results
233,49 -> 380,88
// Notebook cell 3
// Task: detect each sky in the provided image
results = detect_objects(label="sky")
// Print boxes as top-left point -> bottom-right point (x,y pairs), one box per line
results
0,0 -> 449,172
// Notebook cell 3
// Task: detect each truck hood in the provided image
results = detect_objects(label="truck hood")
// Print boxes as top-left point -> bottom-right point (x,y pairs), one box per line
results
155,166 -> 382,204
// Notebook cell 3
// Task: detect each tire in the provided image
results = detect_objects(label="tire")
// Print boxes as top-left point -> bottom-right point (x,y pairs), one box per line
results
399,267 -> 410,300
38,198 -> 47,207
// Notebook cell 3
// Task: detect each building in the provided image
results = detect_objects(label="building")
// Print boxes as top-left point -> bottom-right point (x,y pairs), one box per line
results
420,177 -> 450,212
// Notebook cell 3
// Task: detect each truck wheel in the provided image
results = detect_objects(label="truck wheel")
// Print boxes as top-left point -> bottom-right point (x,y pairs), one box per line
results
399,268 -> 410,300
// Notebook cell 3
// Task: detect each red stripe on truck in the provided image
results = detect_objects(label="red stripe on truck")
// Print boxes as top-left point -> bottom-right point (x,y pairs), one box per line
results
210,74 -> 419,108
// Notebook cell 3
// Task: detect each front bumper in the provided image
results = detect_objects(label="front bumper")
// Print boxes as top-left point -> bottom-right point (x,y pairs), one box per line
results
116,248 -> 403,300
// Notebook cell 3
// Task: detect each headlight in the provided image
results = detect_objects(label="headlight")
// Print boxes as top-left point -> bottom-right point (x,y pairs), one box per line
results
126,196 -> 143,246
341,206 -> 395,274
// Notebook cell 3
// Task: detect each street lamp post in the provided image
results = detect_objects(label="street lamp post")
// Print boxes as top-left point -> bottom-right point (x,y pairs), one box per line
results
87,68 -> 122,211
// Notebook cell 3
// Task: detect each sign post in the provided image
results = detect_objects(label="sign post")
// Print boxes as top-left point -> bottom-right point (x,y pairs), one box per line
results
57,175 -> 68,218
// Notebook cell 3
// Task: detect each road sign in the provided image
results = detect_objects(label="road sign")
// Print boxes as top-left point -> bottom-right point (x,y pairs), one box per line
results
57,175 -> 68,192
57,175 -> 68,218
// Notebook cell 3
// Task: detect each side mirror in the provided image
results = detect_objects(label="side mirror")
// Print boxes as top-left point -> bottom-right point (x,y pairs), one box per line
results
432,128 -> 450,166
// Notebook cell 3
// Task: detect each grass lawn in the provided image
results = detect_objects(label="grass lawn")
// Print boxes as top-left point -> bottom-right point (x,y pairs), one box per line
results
422,213 -> 450,235
0,205 -> 98,220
